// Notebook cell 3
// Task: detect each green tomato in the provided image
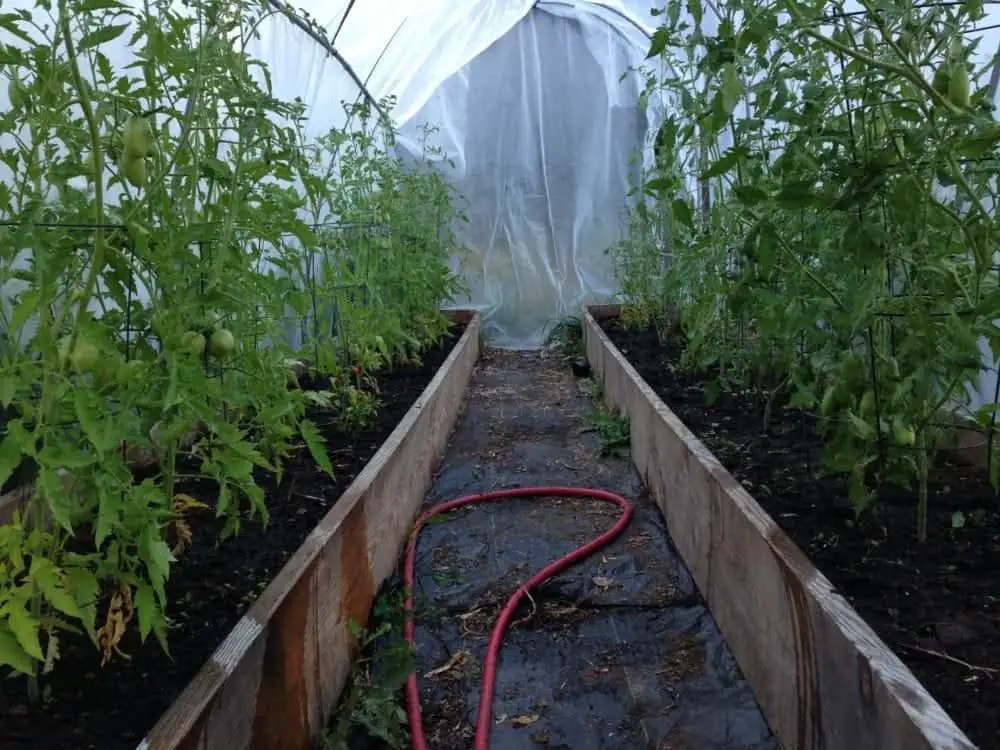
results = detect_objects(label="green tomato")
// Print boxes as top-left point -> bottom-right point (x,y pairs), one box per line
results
894,425 -> 916,446
181,330 -> 206,356
72,341 -> 99,373
859,390 -> 875,416
59,336 -> 99,373
116,359 -> 146,385
8,77 -> 26,110
840,354 -> 866,382
122,114 -> 154,157
119,153 -> 147,188
208,328 -> 235,359
948,63 -> 971,108
94,355 -> 123,389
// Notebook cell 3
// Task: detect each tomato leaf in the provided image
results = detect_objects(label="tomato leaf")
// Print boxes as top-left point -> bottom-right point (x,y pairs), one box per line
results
95,488 -> 121,548
700,146 -> 749,179
37,468 -> 75,534
0,429 -> 24,491
30,558 -> 80,620
720,63 -> 742,115
133,582 -> 156,642
79,23 -> 129,51
647,26 -> 670,59
80,0 -> 128,9
643,177 -> 674,194
0,624 -> 35,675
6,603 -> 43,661
0,374 -> 17,407
733,184 -> 768,206
65,567 -> 100,636
298,418 -> 333,476
671,199 -> 694,230
139,524 -> 174,600
10,289 -> 40,335
74,388 -> 113,454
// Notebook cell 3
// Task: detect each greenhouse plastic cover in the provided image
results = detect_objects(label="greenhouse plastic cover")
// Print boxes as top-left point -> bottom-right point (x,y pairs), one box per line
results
251,0 -> 670,348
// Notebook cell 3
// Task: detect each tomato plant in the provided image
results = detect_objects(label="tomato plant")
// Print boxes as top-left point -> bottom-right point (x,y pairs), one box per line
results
617,0 -> 1000,543
0,0 -> 464,701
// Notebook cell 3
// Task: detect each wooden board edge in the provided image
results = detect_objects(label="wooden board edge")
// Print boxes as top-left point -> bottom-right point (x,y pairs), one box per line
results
581,307 -> 977,750
136,312 -> 481,750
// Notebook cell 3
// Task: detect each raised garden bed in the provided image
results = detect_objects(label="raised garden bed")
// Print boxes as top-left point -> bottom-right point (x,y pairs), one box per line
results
583,306 -> 985,750
0,312 -> 480,750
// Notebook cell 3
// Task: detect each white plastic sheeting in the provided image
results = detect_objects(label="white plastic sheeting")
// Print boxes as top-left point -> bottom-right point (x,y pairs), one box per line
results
282,0 -> 668,347
396,3 -> 664,347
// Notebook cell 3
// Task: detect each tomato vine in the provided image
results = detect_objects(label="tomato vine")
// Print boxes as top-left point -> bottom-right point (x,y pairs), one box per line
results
616,0 -> 1000,542
0,0 -> 464,698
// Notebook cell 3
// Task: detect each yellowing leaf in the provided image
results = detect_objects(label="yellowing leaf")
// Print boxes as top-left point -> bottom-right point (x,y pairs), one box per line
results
172,493 -> 208,513
98,585 -> 134,666
42,632 -> 60,674
511,714 -> 540,728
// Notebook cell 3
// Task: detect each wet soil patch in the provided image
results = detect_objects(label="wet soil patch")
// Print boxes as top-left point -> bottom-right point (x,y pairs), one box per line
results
352,350 -> 776,750
0,325 -> 464,750
601,317 -> 1000,750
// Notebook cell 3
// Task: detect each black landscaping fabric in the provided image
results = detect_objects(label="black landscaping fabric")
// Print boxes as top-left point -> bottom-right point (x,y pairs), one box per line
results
400,350 -> 776,749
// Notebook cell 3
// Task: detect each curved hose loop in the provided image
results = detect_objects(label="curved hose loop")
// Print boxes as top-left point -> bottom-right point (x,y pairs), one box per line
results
403,486 -> 635,750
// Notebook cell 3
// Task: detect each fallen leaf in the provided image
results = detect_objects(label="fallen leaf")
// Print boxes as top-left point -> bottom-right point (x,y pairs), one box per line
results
424,649 -> 471,679
511,714 -> 540,728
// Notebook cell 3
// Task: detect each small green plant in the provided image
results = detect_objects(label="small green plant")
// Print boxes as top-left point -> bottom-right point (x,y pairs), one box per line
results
477,324 -> 493,354
543,316 -> 585,362
583,379 -> 630,457
323,592 -> 414,750
587,407 -> 631,458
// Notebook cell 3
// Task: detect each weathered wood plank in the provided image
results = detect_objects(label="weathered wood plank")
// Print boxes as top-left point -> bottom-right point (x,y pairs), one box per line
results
582,306 -> 976,750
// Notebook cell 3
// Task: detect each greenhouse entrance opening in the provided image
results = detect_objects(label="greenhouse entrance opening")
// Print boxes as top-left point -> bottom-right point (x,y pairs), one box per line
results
394,2 -> 659,348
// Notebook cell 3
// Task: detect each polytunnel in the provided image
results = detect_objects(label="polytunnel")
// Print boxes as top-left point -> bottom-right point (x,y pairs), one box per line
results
3,1 -> 1000,750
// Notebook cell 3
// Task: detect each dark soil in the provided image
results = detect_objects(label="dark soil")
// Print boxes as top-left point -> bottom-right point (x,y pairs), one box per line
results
0,324 -> 464,750
601,318 -> 1000,750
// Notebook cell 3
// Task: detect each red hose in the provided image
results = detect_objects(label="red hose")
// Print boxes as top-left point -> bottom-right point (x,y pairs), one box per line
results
403,486 -> 635,750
